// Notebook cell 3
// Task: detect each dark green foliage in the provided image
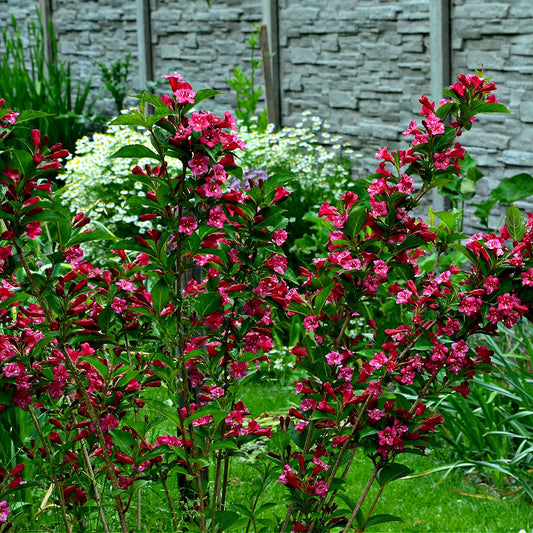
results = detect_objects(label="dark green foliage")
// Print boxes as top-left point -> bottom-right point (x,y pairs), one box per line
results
0,8 -> 95,154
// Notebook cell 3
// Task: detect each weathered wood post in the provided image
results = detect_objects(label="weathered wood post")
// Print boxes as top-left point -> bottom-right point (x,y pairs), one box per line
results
261,0 -> 281,129
136,0 -> 153,90
38,0 -> 54,63
430,0 -> 451,212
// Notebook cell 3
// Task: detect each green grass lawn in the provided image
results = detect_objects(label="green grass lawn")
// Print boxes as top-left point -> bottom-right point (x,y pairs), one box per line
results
344,451 -> 533,533
238,381 -> 533,533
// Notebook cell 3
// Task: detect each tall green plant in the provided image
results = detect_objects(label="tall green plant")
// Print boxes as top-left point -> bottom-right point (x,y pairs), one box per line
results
435,323 -> 533,500
227,25 -> 268,131
0,8 -> 95,154
97,53 -> 132,115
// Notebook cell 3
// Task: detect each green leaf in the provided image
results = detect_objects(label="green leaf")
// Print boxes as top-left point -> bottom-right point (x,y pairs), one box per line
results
257,108 -> 269,132
365,513 -> 403,528
269,430 -> 290,453
359,426 -> 379,439
354,507 -> 365,529
109,429 -> 137,454
2,481 -> 42,498
226,164 -> 244,181
97,306 -> 112,333
109,112 -> 147,128
313,282 -> 335,315
113,238 -> 155,255
505,204 -> 525,241
430,208 -> 462,231
436,224 -> 448,242
110,144 -> 161,161
144,398 -> 181,426
459,177 -> 477,197
117,368 -> 142,387
184,408 -> 225,428
31,206 -> 71,225
461,152 -> 484,183
65,229 -> 116,247
139,90 -> 167,109
3,149 -> 35,176
212,510 -> 241,532
228,503 -> 254,519
182,88 -> 224,114
432,176 -> 454,189
435,102 -> 455,120
79,356 -> 110,380
165,146 -> 190,161
376,463 -> 413,486
491,173 -> 533,204
16,109 -> 54,123
194,292 -> 222,318
255,502 -> 277,515
470,101 -> 511,115
395,236 -> 427,253
209,440 -> 240,452
444,231 -> 466,244
472,198 -> 497,226
344,206 -> 367,239
151,125 -> 172,147
146,107 -> 173,128
150,278 -> 170,315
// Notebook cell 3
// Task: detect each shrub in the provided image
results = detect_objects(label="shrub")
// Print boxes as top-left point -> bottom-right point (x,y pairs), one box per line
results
2,72 -> 533,533
227,25 -> 268,131
60,113 -> 356,267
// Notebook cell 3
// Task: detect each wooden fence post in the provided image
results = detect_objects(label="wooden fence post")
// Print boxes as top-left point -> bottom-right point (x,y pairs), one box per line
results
38,0 -> 54,63
430,0 -> 451,212
260,24 -> 278,129
261,0 -> 281,129
136,0 -> 153,90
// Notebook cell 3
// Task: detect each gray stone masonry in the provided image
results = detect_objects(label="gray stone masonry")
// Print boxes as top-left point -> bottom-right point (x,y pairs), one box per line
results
2,0 -> 533,231
451,0 -> 533,229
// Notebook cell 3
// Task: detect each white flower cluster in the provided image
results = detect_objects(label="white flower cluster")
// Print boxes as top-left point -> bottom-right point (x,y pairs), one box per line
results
270,345 -> 296,373
238,113 -> 361,204
59,123 -> 182,238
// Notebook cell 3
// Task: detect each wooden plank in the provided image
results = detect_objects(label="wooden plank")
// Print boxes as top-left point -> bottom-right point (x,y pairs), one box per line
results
430,0 -> 451,212
430,0 -> 451,103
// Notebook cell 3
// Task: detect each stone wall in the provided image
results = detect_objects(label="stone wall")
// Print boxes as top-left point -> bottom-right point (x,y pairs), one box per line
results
2,0 -> 533,228
277,0 -> 430,174
51,0 -> 138,84
150,0 -> 263,113
451,0 -> 533,226
0,0 -> 140,114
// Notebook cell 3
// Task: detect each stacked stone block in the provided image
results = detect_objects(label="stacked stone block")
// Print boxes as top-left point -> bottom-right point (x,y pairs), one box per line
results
277,0 -> 431,179
452,0 -> 533,227
149,0 -> 263,114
